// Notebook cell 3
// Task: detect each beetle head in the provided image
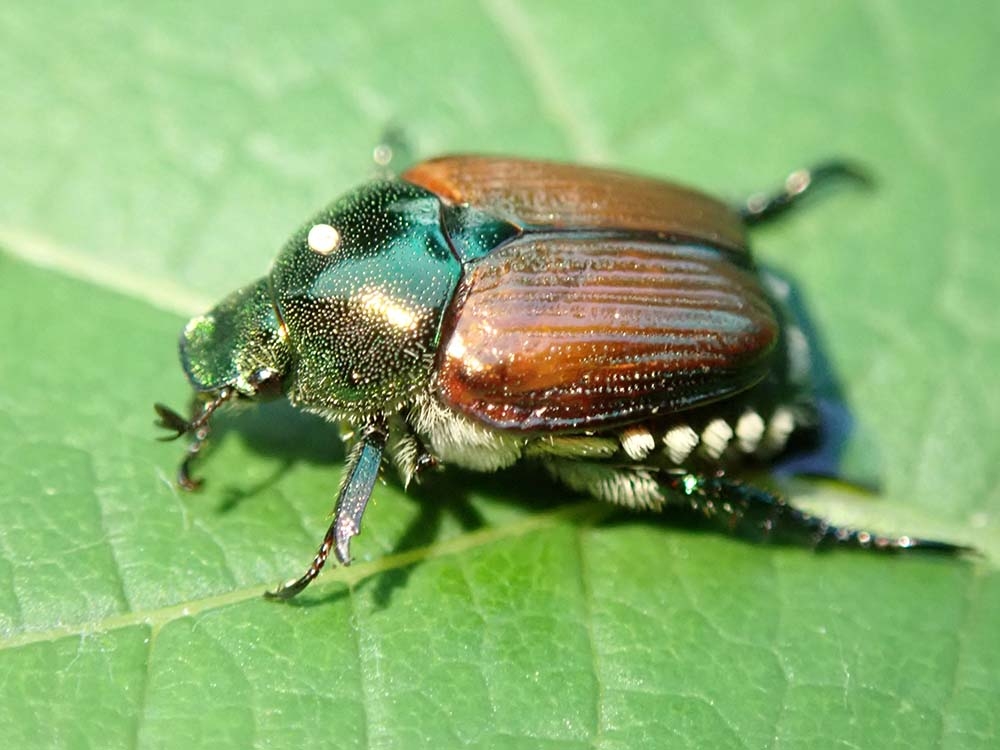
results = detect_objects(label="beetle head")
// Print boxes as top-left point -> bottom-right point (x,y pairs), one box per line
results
156,277 -> 291,489
180,277 -> 291,400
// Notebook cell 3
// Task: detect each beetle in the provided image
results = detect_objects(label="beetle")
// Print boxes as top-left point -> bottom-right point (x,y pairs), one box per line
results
156,155 -> 964,598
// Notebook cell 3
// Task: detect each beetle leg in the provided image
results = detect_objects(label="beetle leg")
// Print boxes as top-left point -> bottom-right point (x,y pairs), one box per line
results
389,412 -> 440,488
154,388 -> 233,490
670,473 -> 969,553
405,428 -> 440,483
394,433 -> 439,486
372,126 -> 415,178
738,161 -> 873,225
266,419 -> 388,600
414,450 -> 440,478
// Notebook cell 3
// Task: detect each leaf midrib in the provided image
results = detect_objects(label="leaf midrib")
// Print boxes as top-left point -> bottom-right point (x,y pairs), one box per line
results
0,501 -> 604,651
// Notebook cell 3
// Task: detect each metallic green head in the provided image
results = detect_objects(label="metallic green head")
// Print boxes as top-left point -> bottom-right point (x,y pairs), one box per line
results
180,277 -> 291,399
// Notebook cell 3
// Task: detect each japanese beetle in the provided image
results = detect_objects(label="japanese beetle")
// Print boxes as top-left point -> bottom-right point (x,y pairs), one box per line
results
156,155 -> 963,598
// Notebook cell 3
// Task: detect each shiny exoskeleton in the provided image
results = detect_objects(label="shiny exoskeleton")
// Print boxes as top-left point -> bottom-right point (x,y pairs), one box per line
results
156,156 -> 964,598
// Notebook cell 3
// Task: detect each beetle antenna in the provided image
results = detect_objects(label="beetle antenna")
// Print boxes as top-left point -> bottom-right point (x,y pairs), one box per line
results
739,160 -> 874,225
154,388 -> 233,490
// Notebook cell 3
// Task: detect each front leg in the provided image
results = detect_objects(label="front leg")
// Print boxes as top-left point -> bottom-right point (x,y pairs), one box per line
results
267,418 -> 388,599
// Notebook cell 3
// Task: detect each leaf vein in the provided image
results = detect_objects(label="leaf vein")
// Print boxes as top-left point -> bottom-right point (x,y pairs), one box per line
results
477,0 -> 609,162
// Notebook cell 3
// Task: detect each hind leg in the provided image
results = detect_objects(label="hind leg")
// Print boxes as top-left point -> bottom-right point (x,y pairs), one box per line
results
545,456 -> 966,553
667,472 -> 966,552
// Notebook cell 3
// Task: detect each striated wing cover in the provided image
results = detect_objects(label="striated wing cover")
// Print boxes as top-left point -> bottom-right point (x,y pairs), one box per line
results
403,155 -> 746,252
434,236 -> 778,432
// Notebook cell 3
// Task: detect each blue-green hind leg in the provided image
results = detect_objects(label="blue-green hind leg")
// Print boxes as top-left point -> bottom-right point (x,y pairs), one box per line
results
669,473 -> 968,553
266,420 -> 388,600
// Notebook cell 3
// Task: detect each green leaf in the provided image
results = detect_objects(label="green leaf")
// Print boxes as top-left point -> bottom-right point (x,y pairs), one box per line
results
1,2 -> 997,749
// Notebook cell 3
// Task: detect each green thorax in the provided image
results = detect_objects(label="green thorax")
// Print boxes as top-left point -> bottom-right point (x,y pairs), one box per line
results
270,179 -> 463,417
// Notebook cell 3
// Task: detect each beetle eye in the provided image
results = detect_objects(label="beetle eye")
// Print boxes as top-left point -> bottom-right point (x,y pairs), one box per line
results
248,367 -> 283,398
307,223 -> 341,255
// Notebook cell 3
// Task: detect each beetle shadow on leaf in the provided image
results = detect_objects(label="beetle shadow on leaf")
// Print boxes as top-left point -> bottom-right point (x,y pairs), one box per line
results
364,466 -> 575,609
207,398 -> 345,512
761,265 -> 881,493
328,466 -> 575,610
367,476 -> 483,609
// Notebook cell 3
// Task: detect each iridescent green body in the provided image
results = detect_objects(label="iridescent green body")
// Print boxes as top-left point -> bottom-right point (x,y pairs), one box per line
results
182,179 -> 518,421
157,155 -> 964,599
271,180 -> 460,417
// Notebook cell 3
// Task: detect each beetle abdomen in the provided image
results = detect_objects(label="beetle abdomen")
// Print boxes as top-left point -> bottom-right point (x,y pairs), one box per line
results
434,235 -> 779,432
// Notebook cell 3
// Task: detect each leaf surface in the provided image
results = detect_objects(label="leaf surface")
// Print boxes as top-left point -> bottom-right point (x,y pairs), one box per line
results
0,2 -> 997,748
